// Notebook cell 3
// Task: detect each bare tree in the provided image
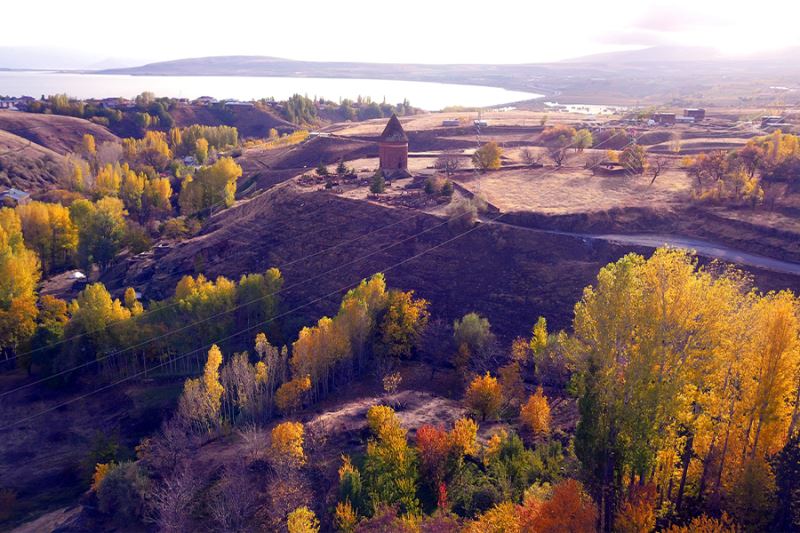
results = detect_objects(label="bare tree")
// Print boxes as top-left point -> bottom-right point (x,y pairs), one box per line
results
548,145 -> 570,167
649,156 -> 669,185
520,147 -> 543,166
141,417 -> 199,475
584,151 -> 605,170
208,462 -> 259,533
148,466 -> 198,533
434,151 -> 462,177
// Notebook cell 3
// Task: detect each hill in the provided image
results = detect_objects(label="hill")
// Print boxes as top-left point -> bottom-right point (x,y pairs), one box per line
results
170,103 -> 295,139
102,182 -> 800,341
99,53 -> 800,106
0,111 -> 119,155
0,130 -> 65,191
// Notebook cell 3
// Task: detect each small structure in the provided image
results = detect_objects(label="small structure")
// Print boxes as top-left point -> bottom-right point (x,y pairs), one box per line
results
594,161 -> 628,176
474,119 -> 489,127
0,98 -> 18,110
195,96 -> 218,106
761,115 -> 785,128
378,114 -> 411,179
223,100 -> 254,108
0,187 -> 31,207
675,116 -> 695,124
653,113 -> 676,125
442,119 -> 460,127
684,108 -> 706,121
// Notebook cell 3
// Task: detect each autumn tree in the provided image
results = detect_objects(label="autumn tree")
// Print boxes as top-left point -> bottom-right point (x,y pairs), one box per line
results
60,283 -> 131,371
15,201 -> 78,273
519,386 -> 551,437
178,344 -> 225,432
271,421 -> 306,468
179,157 -> 242,215
572,128 -> 593,152
70,197 -> 128,269
619,144 -> 648,175
0,208 -> 40,357
122,130 -> 172,171
82,133 -> 97,159
416,425 -> 451,485
463,501 -> 520,533
287,506 -> 320,533
195,138 -> 209,164
362,405 -> 419,514
375,289 -> 430,361
465,372 -> 503,421
472,141 -> 503,171
524,479 -> 598,533
275,375 -> 312,414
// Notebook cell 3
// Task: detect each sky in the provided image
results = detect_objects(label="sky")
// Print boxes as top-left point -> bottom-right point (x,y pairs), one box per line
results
2,0 -> 800,68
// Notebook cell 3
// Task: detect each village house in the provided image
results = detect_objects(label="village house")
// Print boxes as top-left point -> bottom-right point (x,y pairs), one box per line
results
0,98 -> 19,110
378,114 -> 411,179
442,119 -> 460,126
761,115 -> 785,128
653,112 -> 676,125
684,108 -> 706,121
0,187 -> 31,207
194,96 -> 218,106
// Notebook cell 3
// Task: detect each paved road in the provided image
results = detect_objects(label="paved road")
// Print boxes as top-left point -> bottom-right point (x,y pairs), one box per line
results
481,217 -> 800,276
593,233 -> 800,276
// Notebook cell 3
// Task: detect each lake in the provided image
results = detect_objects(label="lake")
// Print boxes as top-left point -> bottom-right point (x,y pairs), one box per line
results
0,71 -> 543,111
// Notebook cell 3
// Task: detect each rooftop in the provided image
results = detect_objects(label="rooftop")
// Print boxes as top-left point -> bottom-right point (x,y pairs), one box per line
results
379,114 -> 408,143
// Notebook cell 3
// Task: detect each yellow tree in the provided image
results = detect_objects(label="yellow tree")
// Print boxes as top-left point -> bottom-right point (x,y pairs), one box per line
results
271,421 -> 306,467
520,386 -> 551,436
178,344 -> 224,431
15,201 -> 78,273
275,375 -> 312,414
82,133 -> 96,159
0,208 -> 40,356
287,506 -> 320,533
465,372 -> 504,421
472,141 -> 503,171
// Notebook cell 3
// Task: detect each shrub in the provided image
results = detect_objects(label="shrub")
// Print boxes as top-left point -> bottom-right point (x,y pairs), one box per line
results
369,171 -> 385,194
95,461 -> 150,524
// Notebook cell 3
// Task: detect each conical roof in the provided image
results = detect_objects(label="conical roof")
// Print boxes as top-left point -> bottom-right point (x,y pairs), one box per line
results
379,114 -> 408,143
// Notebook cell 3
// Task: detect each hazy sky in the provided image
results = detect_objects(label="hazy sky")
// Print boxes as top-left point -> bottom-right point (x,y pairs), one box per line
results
3,0 -> 800,66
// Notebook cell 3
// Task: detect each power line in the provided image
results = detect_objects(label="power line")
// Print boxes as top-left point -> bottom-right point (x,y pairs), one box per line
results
1,129 -> 641,402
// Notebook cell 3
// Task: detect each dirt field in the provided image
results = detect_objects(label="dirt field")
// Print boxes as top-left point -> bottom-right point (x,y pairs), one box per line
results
332,110 -> 592,137
455,163 -> 692,214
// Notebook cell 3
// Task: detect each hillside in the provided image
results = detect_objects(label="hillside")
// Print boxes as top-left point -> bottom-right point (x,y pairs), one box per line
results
103,182 -> 800,341
170,103 -> 295,139
0,111 -> 119,155
0,130 -> 65,191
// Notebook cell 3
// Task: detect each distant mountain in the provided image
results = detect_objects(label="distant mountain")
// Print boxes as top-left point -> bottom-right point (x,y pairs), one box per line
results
0,46 -> 147,70
562,46 -> 723,64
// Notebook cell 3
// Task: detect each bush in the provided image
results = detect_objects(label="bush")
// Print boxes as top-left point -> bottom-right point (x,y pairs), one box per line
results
445,198 -> 478,230
96,461 -> 150,524
370,172 -> 386,194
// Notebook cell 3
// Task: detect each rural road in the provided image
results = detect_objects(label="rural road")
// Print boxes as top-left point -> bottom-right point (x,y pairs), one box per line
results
481,218 -> 800,276
593,233 -> 800,276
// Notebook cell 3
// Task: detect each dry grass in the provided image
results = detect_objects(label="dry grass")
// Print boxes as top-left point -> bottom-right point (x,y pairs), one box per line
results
455,164 -> 693,214
333,110 -> 592,137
